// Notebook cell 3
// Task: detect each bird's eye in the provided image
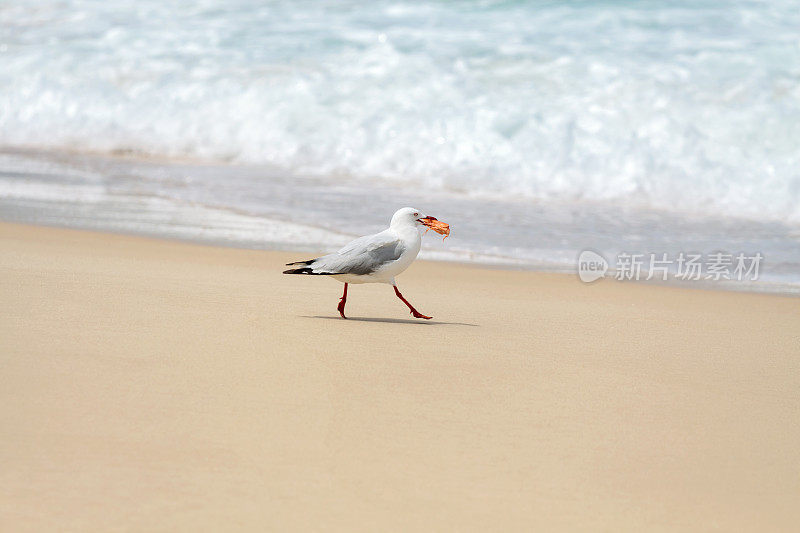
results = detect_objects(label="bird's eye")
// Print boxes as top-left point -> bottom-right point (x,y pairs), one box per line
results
413,212 -> 419,217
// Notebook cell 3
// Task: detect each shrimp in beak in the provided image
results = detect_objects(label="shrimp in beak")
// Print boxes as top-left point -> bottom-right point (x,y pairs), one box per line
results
417,216 -> 450,239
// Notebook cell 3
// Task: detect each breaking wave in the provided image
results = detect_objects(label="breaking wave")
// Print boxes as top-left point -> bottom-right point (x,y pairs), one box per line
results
1,0 -> 799,223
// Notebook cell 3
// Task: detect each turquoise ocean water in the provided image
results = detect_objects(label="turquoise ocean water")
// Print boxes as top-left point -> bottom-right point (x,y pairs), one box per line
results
1,1 -> 798,291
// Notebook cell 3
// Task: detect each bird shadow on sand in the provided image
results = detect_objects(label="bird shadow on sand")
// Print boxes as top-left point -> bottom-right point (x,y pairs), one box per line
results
302,315 -> 479,326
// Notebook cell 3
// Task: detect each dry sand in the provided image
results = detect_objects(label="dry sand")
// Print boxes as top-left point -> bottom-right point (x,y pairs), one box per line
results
1,222 -> 799,531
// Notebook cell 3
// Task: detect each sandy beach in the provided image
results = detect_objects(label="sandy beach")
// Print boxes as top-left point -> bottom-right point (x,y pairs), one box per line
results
1,222 -> 798,531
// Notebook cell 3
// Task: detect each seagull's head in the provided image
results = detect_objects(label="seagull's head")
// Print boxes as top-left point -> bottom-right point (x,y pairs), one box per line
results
391,207 -> 449,239
392,207 -> 431,229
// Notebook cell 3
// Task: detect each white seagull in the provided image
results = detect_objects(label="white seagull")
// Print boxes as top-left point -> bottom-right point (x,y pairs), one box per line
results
283,207 -> 448,319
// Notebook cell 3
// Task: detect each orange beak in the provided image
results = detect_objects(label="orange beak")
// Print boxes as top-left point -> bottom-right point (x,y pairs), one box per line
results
417,216 -> 450,239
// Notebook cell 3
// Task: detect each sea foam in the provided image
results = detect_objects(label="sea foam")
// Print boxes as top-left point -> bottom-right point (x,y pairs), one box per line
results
1,0 -> 799,224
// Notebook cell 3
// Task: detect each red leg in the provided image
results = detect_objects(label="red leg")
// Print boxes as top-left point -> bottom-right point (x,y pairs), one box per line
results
337,283 -> 348,319
393,285 -> 432,320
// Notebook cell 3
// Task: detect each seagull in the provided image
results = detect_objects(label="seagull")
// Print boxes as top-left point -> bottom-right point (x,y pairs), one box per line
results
283,207 -> 448,319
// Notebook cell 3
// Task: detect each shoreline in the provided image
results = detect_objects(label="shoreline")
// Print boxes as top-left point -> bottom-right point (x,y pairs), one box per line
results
2,222 -> 799,530
2,218 -> 797,297
2,146 -> 799,296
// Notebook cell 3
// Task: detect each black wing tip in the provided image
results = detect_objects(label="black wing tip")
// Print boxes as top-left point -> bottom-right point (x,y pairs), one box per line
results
283,259 -> 337,275
283,267 -> 336,275
285,259 -> 316,266
283,267 -> 314,274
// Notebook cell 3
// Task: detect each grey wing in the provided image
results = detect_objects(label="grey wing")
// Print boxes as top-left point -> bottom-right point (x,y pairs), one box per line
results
312,232 -> 406,275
